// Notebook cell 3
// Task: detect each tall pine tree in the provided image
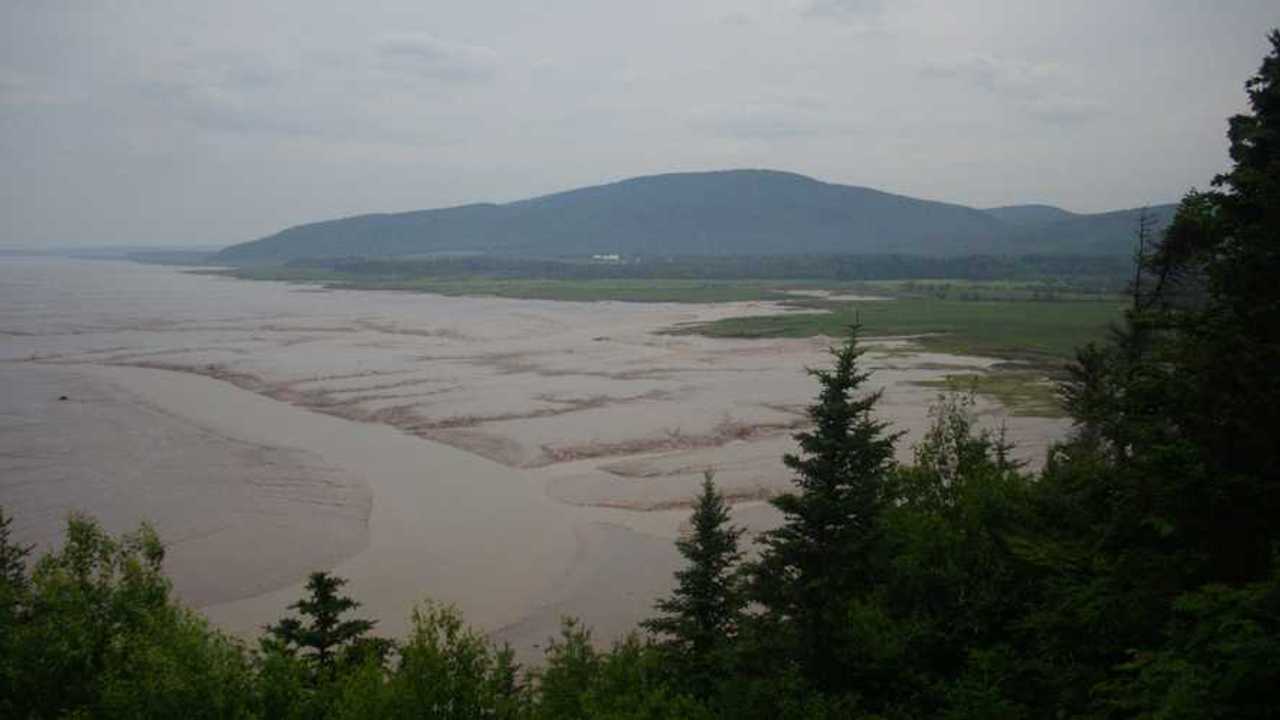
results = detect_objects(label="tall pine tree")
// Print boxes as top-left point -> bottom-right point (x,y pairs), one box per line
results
643,472 -> 744,699
265,571 -> 387,679
1020,31 -> 1280,716
749,327 -> 900,694
1145,29 -> 1280,584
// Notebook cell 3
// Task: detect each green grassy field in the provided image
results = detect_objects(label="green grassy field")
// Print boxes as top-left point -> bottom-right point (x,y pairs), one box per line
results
843,278 -> 1122,302
668,297 -> 1125,362
913,370 -> 1067,417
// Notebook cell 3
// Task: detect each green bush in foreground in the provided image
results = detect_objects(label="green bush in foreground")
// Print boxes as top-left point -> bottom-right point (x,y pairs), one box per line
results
0,513 -> 256,719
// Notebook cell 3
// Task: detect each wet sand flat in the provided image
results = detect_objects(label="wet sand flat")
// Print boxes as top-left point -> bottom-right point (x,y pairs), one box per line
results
0,257 -> 1069,658
0,363 -> 370,606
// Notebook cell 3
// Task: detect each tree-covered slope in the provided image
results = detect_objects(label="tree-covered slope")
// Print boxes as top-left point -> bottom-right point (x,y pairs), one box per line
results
983,203 -> 1080,227
214,169 -> 1173,263
1002,203 -> 1179,254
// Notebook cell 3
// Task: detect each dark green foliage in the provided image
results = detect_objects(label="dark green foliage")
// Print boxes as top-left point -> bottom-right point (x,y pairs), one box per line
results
939,646 -> 1029,720
0,507 -> 33,718
1111,568 -> 1280,719
0,507 -> 31,595
324,601 -> 530,719
1137,29 -> 1280,586
266,571 -> 390,680
1004,32 -> 1280,717
749,327 -> 901,693
19,516 -> 170,712
578,634 -> 711,720
1,513 -> 711,718
93,607 -> 257,719
253,638 -> 319,719
1,512 -> 256,719
533,618 -> 600,720
877,394 -> 1034,713
532,624 -> 708,720
641,472 -> 744,699
389,601 -> 525,718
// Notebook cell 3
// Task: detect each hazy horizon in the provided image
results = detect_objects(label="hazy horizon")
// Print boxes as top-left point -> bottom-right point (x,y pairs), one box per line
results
3,1 -> 1278,248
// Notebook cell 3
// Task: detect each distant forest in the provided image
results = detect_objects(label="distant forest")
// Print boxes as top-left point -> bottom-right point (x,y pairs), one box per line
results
281,253 -> 1135,285
5,29 -> 1279,720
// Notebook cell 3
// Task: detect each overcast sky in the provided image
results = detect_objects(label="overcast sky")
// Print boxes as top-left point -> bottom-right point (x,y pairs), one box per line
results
2,1 -> 1277,248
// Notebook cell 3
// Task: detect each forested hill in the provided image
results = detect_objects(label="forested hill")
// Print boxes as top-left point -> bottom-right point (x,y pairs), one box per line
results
214,169 -> 1175,262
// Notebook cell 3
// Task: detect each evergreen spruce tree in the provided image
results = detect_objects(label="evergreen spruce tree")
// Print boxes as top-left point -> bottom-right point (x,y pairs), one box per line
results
1145,29 -> 1280,584
265,571 -> 386,678
642,472 -> 744,698
749,327 -> 900,694
1019,32 -> 1280,716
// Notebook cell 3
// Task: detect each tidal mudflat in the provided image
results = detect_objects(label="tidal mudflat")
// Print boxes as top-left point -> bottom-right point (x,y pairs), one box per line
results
0,257 -> 1068,658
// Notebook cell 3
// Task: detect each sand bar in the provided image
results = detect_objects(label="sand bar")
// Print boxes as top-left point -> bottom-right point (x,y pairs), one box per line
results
0,257 -> 1068,658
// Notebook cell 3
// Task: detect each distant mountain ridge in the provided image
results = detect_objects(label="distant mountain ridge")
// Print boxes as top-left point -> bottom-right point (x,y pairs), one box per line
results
215,170 -> 1176,262
983,204 -> 1081,227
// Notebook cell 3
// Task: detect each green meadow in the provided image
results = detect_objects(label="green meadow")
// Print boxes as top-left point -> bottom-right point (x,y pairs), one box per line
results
668,296 -> 1126,362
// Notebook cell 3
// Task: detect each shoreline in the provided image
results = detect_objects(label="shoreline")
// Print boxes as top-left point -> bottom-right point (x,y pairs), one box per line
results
0,258 -> 1069,662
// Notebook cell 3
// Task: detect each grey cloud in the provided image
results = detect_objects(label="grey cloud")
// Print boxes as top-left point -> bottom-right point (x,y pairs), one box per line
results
688,99 -> 844,140
921,55 -> 1064,98
0,67 -> 71,107
128,47 -> 473,143
376,34 -> 499,83
796,0 -> 885,21
130,55 -> 313,137
921,54 -> 1104,124
173,83 -> 314,136
1026,97 -> 1106,126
